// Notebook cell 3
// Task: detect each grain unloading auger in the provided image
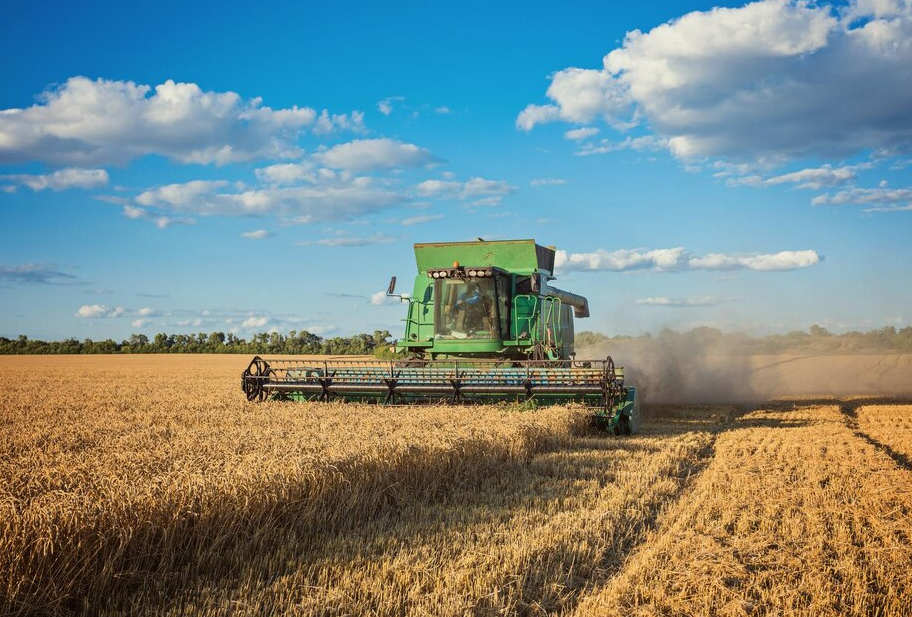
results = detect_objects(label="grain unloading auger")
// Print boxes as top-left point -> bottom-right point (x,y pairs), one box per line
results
242,239 -> 638,434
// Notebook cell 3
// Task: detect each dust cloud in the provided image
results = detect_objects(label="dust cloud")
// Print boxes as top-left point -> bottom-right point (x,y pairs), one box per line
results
579,331 -> 756,404
578,331 -> 912,404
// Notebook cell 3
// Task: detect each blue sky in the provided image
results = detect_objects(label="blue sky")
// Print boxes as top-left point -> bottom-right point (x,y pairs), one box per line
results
2,0 -> 911,340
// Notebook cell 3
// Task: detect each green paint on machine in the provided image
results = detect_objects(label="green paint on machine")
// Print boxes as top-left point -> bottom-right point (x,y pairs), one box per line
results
242,239 -> 638,435
400,239 -> 582,361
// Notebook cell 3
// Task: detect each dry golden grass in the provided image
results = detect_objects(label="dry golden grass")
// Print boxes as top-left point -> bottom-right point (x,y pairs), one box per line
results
856,403 -> 912,462
2,355 -> 912,616
0,356 -> 586,614
105,408 -> 720,616
571,403 -> 912,616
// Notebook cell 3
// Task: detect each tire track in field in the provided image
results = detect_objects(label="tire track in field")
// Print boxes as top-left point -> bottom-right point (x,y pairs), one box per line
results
750,353 -> 822,372
569,402 -> 912,616
101,410 -> 731,617
546,426 -> 722,614
470,426 -> 724,617
532,410 -> 737,617
839,398 -> 912,473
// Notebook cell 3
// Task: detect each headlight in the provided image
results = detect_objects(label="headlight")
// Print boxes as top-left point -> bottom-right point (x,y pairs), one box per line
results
440,270 -> 448,278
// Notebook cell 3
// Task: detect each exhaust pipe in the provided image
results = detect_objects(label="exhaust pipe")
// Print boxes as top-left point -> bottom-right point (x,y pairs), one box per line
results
544,285 -> 590,318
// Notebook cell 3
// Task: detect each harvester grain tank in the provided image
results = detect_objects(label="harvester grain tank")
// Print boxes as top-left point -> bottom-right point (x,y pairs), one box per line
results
242,239 -> 638,434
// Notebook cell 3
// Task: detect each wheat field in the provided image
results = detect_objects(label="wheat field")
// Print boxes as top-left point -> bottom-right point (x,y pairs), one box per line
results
1,355 -> 911,616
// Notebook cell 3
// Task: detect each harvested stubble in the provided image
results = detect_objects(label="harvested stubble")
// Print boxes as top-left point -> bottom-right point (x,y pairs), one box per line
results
0,356 -> 586,614
856,403 -> 912,462
571,403 -> 912,616
4,356 -> 912,616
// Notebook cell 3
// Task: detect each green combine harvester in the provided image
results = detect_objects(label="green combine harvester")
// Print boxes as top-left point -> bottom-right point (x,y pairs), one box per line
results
242,239 -> 638,434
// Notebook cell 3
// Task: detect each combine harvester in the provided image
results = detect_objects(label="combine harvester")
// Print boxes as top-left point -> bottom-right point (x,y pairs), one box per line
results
242,239 -> 638,434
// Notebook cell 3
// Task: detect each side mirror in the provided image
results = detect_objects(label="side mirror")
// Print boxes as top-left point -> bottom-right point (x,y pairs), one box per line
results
386,276 -> 397,296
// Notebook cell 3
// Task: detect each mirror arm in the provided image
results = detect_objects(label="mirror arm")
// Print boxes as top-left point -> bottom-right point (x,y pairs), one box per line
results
385,275 -> 409,302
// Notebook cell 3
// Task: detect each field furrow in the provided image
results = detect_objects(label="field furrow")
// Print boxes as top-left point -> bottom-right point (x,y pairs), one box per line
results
3,356 -> 912,616
854,403 -> 912,468
570,404 -> 912,616
103,411 -> 723,616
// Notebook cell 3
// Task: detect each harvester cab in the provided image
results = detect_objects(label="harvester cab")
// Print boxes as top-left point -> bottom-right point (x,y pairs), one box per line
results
242,239 -> 638,435
394,239 -> 587,361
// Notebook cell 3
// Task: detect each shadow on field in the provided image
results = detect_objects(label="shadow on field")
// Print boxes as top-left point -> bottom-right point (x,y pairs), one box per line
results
99,404 -> 735,615
102,399 -> 912,616
694,395 -> 912,471
835,396 -> 912,473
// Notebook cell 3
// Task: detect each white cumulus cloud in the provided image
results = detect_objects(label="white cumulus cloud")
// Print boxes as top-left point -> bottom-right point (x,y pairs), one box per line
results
635,296 -> 731,307
564,127 -> 599,141
314,138 -> 439,172
76,304 -> 126,318
0,168 -> 108,191
401,214 -> 444,226
0,76 -> 364,166
131,174 -> 404,221
136,180 -> 229,208
297,233 -> 396,247
519,0 -> 912,161
687,250 -> 822,271
576,135 -> 668,156
555,247 -> 821,273
376,96 -> 405,116
518,68 -> 629,131
242,315 -> 269,328
255,162 -> 315,186
241,229 -> 273,239
763,166 -> 859,189
813,186 -> 912,206
121,205 -> 196,229
311,109 -> 366,136
729,165 -> 861,189
415,176 -> 517,206
414,179 -> 462,198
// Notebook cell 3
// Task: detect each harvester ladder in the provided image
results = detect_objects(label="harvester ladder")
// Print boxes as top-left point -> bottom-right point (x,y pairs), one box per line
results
512,294 -> 540,344
542,296 -> 563,357
511,294 -> 564,359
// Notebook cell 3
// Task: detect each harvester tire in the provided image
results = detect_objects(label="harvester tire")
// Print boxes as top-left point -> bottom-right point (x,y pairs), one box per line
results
616,415 -> 631,436
627,388 -> 640,435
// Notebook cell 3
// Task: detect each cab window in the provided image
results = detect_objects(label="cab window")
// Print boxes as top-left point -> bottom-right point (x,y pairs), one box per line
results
435,278 -> 499,339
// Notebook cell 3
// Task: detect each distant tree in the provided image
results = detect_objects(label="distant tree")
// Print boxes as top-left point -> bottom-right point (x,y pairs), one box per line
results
4,324 -> 912,355
153,333 -> 169,351
208,332 -> 226,349
128,334 -> 149,349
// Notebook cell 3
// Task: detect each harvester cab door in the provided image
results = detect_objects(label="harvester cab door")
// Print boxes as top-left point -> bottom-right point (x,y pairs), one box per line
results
435,278 -> 499,340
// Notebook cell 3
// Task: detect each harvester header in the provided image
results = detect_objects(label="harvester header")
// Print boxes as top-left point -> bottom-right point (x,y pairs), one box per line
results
242,238 -> 638,434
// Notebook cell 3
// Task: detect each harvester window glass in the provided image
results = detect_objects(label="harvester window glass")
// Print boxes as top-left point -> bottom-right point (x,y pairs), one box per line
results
435,278 -> 499,339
